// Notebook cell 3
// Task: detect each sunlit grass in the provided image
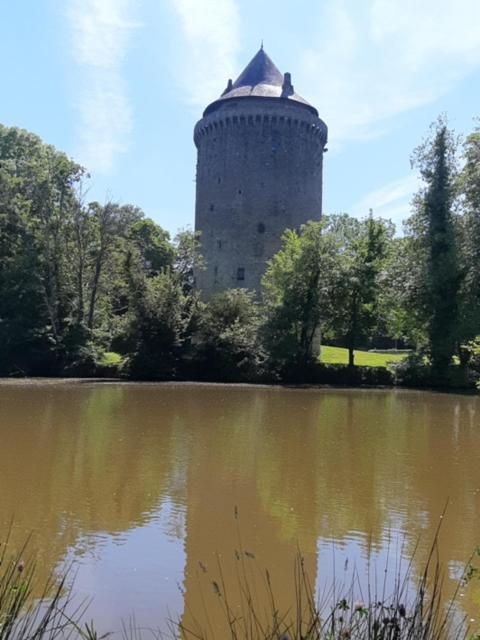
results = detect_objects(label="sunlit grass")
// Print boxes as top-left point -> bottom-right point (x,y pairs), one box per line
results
98,351 -> 124,368
320,345 -> 407,367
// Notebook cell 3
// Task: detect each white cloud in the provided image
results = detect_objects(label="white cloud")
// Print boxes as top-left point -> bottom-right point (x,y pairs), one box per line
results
66,0 -> 138,172
351,174 -> 421,228
298,0 -> 480,146
168,0 -> 241,106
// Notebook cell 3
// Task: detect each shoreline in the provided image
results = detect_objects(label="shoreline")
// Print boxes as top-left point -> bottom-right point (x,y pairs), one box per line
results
0,376 -> 476,397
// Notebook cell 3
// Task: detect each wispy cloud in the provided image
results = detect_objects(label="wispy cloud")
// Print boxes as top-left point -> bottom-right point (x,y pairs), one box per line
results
66,0 -> 139,173
298,0 -> 480,146
167,0 -> 240,106
351,174 -> 421,228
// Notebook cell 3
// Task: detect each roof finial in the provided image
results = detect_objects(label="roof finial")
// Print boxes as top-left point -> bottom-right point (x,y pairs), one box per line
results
281,72 -> 294,97
221,78 -> 233,96
260,39 -> 264,50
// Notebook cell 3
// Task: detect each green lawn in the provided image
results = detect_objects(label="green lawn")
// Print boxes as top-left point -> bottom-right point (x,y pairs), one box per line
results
320,345 -> 407,367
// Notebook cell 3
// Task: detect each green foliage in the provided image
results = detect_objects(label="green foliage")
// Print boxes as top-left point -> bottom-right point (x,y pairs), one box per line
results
173,228 -> 204,293
408,117 -> 461,374
457,338 -> 480,388
0,124 -> 84,373
126,268 -> 196,380
379,236 -> 428,348
1,117 -> 480,389
193,289 -> 266,382
129,218 -> 175,274
322,214 -> 393,365
390,352 -> 432,388
0,123 -> 179,377
262,221 -> 338,369
282,361 -> 394,386
458,124 -> 480,345
391,351 -> 477,389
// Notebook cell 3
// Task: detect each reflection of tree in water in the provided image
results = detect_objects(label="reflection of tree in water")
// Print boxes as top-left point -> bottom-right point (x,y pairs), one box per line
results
177,387 -> 480,631
0,383 -> 186,588
0,383 -> 479,628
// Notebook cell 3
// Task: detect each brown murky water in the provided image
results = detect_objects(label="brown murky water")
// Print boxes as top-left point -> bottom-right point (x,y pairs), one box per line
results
0,381 -> 479,635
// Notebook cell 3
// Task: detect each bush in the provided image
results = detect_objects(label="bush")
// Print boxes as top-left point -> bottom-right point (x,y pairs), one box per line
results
391,352 -> 432,388
63,341 -> 125,378
96,351 -> 125,377
192,289 -> 268,383
126,271 -> 193,380
392,352 -> 478,390
281,362 -> 394,386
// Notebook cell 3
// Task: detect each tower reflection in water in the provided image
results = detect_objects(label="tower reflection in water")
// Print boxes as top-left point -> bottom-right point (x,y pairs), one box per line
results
0,383 -> 478,634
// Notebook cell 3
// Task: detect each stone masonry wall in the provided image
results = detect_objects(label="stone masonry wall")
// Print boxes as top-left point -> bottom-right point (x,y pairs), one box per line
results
194,98 -> 328,298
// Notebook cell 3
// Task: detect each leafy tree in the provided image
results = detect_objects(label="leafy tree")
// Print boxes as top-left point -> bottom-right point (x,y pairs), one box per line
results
129,218 -> 175,275
0,123 -> 175,375
379,236 -> 426,348
262,221 -> 339,369
123,227 -> 199,379
194,289 -> 265,381
323,214 -> 391,366
0,124 -> 84,372
458,122 -> 480,352
70,200 -> 144,353
173,228 -> 204,293
408,118 -> 461,375
126,269 -> 193,379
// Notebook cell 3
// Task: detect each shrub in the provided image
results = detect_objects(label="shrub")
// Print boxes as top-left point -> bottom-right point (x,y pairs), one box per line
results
392,352 -> 477,390
281,362 -> 394,386
391,352 -> 432,388
126,271 -> 193,380
192,289 -> 268,382
96,351 -> 125,377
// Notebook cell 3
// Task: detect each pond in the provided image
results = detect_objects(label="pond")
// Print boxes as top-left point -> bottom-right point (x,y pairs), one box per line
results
0,381 -> 479,635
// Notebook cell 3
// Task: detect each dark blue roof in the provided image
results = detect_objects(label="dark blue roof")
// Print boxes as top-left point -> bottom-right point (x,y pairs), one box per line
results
230,48 -> 284,91
203,48 -> 317,116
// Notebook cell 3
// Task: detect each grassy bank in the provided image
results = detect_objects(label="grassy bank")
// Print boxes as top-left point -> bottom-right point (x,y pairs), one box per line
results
320,345 -> 407,367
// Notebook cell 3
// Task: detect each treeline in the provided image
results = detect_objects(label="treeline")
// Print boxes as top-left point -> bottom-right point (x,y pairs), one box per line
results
0,118 -> 479,388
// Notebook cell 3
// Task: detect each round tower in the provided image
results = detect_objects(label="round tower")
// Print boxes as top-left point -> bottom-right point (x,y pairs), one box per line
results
194,47 -> 328,297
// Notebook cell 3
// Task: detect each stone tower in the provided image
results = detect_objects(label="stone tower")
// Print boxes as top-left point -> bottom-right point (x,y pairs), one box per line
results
194,47 -> 328,297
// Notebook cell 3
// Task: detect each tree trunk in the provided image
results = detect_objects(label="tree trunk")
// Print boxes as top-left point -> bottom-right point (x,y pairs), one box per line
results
348,292 -> 358,367
75,216 -> 85,325
87,247 -> 104,330
348,344 -> 355,367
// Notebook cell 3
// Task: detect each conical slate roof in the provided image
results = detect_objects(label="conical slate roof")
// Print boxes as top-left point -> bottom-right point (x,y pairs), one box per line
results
203,47 -> 317,116
229,47 -> 284,91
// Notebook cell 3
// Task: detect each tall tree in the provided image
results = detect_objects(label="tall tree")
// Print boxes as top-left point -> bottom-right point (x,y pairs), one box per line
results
123,226 -> 197,379
262,221 -> 339,369
408,118 -> 460,374
0,124 -> 84,371
323,214 -> 391,366
379,235 -> 427,349
194,289 -> 264,382
458,122 -> 480,349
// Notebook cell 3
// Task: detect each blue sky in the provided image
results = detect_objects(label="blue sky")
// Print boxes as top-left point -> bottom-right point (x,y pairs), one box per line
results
1,0 -> 480,236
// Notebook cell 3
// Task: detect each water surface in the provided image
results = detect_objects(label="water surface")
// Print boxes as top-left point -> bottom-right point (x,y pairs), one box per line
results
0,382 -> 479,634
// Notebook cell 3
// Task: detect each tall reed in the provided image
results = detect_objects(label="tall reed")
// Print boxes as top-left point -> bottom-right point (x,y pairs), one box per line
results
177,514 -> 479,640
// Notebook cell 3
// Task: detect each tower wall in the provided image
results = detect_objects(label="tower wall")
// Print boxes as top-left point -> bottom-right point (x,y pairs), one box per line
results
194,98 -> 327,297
